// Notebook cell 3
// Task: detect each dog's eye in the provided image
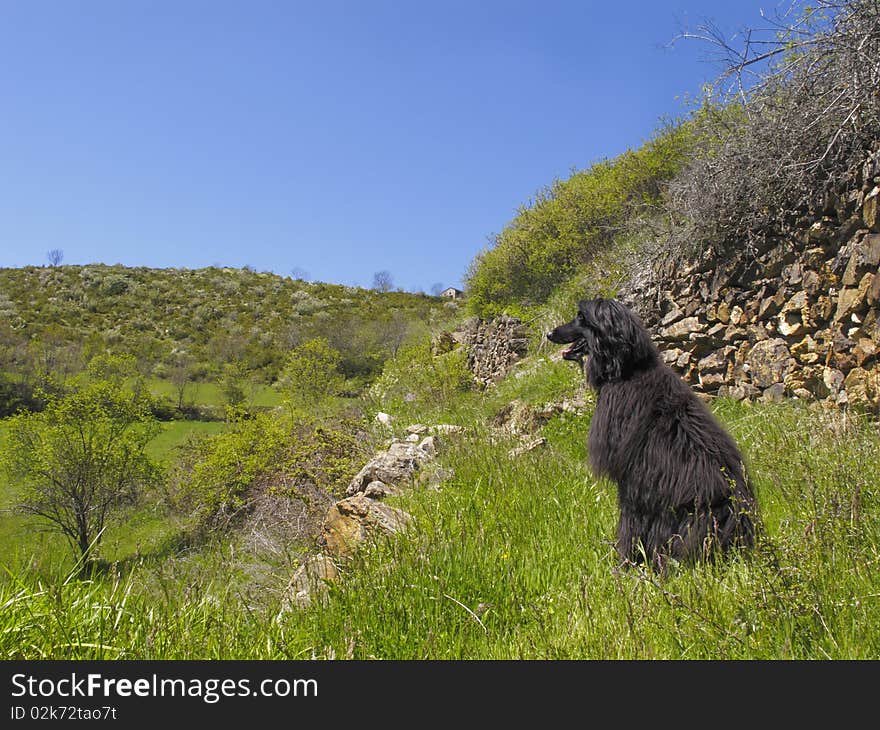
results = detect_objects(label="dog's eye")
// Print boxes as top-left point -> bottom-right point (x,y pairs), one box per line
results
577,313 -> 586,325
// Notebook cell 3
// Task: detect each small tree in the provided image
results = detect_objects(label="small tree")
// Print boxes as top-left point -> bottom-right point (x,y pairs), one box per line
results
372,270 -> 394,293
430,282 -> 445,297
168,351 -> 196,412
276,338 -> 343,414
47,249 -> 64,267
219,361 -> 248,411
1,380 -> 159,561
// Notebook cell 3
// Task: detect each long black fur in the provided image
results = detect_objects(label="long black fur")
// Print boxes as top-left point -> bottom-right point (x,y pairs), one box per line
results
547,298 -> 757,568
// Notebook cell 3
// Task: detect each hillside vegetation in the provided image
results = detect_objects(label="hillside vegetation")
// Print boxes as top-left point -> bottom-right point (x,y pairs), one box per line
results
0,264 -> 453,416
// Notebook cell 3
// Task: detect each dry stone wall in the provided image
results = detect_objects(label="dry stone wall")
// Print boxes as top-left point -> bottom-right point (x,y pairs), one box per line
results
454,315 -> 530,387
619,143 -> 880,410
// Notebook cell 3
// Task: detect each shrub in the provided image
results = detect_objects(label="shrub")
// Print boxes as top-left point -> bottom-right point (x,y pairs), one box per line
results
464,123 -> 694,316
168,411 -> 364,528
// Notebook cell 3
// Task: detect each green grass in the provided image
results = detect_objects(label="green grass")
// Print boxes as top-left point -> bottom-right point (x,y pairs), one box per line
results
145,377 -> 282,409
1,393 -> 878,659
0,419 -> 227,579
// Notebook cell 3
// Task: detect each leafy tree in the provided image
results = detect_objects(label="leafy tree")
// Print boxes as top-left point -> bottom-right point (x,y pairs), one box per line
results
0,380 -> 159,561
276,338 -> 343,414
219,361 -> 249,411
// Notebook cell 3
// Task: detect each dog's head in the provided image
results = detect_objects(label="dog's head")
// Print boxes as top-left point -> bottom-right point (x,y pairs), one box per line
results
546,298 -> 658,386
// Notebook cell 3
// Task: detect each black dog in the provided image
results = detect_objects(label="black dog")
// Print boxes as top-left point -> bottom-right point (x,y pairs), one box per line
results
547,298 -> 756,568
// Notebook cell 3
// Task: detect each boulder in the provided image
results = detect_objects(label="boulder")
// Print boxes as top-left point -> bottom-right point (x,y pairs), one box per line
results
347,438 -> 436,495
660,316 -> 705,341
281,555 -> 339,611
843,367 -> 880,407
842,233 -> 880,286
745,339 -> 795,388
321,495 -> 412,557
823,367 -> 846,395
375,412 -> 394,428
834,273 -> 874,322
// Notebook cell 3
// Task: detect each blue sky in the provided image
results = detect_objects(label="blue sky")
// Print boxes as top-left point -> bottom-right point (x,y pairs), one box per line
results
0,1 -> 773,292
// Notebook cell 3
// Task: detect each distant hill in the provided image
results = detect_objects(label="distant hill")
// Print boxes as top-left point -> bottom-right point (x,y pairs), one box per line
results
0,264 -> 455,410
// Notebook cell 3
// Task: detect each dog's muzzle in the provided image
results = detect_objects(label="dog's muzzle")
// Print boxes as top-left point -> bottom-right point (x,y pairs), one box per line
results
546,330 -> 588,362
560,338 -> 588,362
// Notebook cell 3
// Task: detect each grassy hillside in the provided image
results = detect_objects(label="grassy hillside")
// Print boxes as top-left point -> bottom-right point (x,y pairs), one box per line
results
0,264 -> 454,417
2,353 -> 878,659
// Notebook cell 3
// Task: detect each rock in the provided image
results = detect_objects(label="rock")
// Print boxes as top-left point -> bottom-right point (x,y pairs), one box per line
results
868,273 -> 880,307
783,262 -> 803,286
784,366 -> 830,398
843,367 -> 880,406
432,424 -> 467,435
723,384 -> 760,401
660,317 -> 705,341
842,233 -> 880,286
363,480 -> 400,499
863,186 -> 879,231
802,270 -> 822,296
791,335 -> 822,365
853,338 -> 878,367
660,306 -> 685,326
321,495 -> 412,557
282,555 -> 339,611
758,291 -> 785,320
746,339 -> 795,388
406,424 -> 428,435
778,291 -> 809,337
460,316 -> 530,387
834,273 -> 873,322
405,433 -> 420,443
508,436 -> 547,458
418,436 -> 436,458
347,440 -> 436,495
375,412 -> 394,428
761,383 -> 786,402
698,370 -> 727,389
729,305 -> 746,326
698,347 -> 734,372
822,367 -> 845,395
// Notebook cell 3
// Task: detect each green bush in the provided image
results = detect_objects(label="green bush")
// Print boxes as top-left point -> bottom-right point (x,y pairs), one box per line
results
369,340 -> 472,414
168,411 -> 364,529
464,122 -> 694,316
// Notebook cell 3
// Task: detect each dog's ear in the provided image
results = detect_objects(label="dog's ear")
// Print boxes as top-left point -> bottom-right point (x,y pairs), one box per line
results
577,298 -> 595,325
582,299 -> 657,385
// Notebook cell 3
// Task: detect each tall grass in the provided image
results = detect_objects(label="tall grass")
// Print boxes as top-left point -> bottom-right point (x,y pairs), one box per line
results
2,396 -> 878,659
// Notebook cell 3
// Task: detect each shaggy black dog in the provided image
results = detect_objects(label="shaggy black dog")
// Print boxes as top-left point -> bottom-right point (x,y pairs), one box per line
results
547,298 -> 756,568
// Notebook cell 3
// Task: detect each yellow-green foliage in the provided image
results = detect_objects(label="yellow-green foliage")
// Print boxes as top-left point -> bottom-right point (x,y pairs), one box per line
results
369,341 -> 472,413
168,410 -> 364,528
276,338 -> 344,414
464,123 -> 693,316
1,377 -> 159,559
